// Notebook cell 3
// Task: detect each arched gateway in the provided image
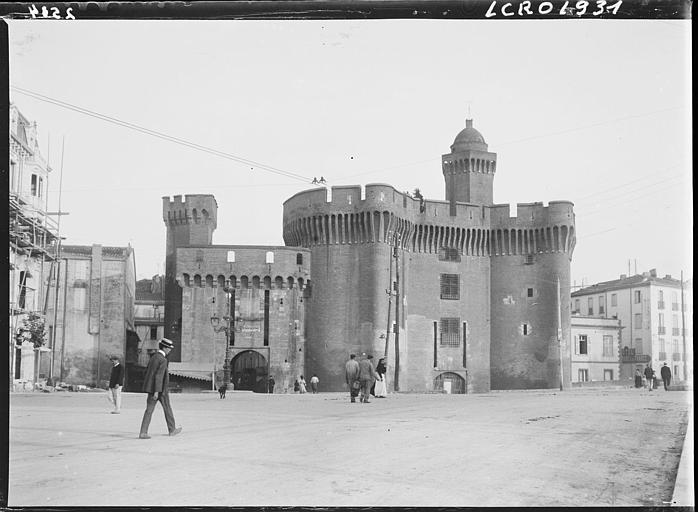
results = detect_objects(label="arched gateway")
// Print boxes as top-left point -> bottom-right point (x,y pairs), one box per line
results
231,350 -> 268,393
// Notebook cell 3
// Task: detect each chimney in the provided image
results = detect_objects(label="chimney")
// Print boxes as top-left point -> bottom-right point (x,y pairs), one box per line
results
649,268 -> 657,278
664,274 -> 672,279
620,274 -> 627,279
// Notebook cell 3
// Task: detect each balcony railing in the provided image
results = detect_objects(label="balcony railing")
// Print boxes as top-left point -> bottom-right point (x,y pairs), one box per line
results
672,353 -> 681,361
621,347 -> 651,363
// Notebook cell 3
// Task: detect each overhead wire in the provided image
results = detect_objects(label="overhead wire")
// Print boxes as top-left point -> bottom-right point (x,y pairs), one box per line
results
10,85 -> 319,185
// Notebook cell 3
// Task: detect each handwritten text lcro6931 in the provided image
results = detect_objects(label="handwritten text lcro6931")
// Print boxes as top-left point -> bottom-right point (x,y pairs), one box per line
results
485,0 -> 623,17
28,4 -> 76,19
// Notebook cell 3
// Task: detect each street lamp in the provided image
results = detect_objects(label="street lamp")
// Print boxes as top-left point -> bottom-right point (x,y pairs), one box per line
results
210,280 -> 234,390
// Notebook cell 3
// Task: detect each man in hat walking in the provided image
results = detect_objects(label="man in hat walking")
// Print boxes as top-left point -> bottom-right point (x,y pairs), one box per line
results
358,354 -> 378,404
660,362 -> 672,391
345,354 -> 360,403
107,355 -> 124,414
139,338 -> 182,439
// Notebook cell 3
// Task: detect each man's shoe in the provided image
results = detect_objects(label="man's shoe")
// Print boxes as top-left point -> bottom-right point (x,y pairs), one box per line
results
111,411 -> 120,414
169,427 -> 182,436
139,433 -> 151,439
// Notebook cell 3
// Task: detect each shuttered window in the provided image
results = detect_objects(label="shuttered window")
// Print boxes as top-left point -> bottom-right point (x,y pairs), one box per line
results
440,317 -> 460,347
440,274 -> 459,300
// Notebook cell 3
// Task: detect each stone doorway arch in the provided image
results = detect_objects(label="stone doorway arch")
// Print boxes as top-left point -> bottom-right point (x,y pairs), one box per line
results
231,350 -> 268,393
434,372 -> 466,394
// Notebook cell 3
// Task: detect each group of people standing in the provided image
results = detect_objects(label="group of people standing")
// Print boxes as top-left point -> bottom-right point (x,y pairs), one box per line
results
344,353 -> 387,403
634,362 -> 673,392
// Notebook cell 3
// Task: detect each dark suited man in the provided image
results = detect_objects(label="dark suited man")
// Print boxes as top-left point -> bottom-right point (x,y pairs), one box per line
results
139,338 -> 182,439
660,362 -> 672,391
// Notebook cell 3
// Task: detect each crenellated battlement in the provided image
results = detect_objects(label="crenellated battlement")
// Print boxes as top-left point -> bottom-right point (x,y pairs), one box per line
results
284,183 -> 489,224
282,185 -> 576,257
162,194 -> 218,229
489,200 -> 575,227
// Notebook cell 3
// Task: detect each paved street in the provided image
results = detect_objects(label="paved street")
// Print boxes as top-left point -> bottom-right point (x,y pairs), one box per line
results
8,387 -> 692,507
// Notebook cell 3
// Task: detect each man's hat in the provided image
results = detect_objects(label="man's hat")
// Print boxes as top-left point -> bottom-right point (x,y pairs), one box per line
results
159,338 -> 175,349
108,354 -> 120,360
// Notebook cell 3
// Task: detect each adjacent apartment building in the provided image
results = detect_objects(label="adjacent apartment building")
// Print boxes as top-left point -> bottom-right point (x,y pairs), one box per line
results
571,270 -> 692,384
9,104 -> 59,386
44,244 -> 137,388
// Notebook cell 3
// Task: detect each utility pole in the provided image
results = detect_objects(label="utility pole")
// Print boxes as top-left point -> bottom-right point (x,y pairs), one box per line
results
384,242 -> 393,359
557,276 -> 563,391
49,137 -> 66,385
680,271 -> 687,382
393,232 -> 401,392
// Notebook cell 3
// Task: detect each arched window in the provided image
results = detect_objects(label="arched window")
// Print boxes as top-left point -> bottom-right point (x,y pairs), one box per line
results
287,276 -> 295,289
240,276 -> 249,289
193,274 -> 202,287
263,276 -> 272,289
252,276 -> 261,289
434,372 -> 465,394
183,273 -> 191,287
275,276 -> 284,289
205,275 -> 214,287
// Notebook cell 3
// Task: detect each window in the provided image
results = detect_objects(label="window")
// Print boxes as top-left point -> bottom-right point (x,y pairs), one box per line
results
602,335 -> 614,357
578,369 -> 589,382
574,299 -> 580,313
604,369 -> 614,381
527,288 -> 534,298
673,339 -> 680,355
439,247 -> 461,262
440,317 -> 460,347
74,261 -> 88,280
74,288 -> 86,310
672,291 -> 679,310
659,338 -> 666,352
672,315 -> 679,335
587,297 -> 594,316
634,313 -> 642,329
658,290 -> 665,309
296,253 -> 303,265
31,174 -> 37,196
265,251 -> 274,264
634,338 -> 643,354
524,254 -> 534,265
440,274 -> 460,300
150,326 -> 158,340
226,250 -> 235,263
578,335 -> 588,355
18,271 -> 28,309
598,296 -> 605,315
657,313 -> 665,334
634,290 -> 641,304
196,250 -> 204,262
10,161 -> 17,192
522,323 -> 531,336
38,177 -> 43,198
611,293 -> 617,307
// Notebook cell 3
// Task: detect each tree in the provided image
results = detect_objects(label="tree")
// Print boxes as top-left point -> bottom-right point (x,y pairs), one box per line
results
15,312 -> 47,349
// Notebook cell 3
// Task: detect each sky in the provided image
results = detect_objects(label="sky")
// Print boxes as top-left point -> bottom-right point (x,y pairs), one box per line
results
8,19 -> 692,286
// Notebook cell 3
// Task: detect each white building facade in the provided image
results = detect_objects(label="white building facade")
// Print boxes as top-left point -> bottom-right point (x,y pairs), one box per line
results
572,270 -> 692,383
570,316 -> 622,383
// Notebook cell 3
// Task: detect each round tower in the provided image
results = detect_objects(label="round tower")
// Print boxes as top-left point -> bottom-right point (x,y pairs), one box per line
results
442,119 -> 497,207
162,194 -> 218,361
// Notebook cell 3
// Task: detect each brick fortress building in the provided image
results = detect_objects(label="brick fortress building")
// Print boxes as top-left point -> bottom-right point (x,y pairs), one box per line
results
164,119 -> 576,393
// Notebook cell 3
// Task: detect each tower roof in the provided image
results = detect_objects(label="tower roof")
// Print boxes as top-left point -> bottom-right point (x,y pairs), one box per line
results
451,119 -> 488,152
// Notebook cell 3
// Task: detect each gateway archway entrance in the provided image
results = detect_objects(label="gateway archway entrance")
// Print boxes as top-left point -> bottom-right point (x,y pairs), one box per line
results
231,350 -> 268,393
434,372 -> 466,394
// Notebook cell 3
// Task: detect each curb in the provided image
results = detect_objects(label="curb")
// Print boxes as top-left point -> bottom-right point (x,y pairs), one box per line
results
671,404 -> 694,506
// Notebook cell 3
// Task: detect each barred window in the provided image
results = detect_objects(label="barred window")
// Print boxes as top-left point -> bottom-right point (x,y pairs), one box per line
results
440,274 -> 460,300
439,247 -> 461,262
440,317 -> 460,347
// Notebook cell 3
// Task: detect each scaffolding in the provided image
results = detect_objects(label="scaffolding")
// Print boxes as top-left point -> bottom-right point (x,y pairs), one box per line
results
9,178 -> 61,387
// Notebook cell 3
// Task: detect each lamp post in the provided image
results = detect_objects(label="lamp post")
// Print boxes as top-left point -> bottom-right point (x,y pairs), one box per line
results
210,280 -> 233,390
